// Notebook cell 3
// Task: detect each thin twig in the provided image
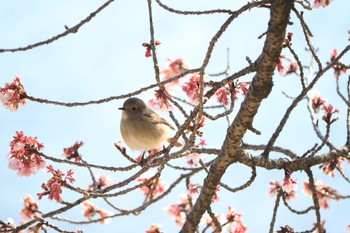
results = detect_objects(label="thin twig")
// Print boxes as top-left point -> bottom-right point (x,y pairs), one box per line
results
0,0 -> 114,53
304,168 -> 323,233
268,190 -> 282,233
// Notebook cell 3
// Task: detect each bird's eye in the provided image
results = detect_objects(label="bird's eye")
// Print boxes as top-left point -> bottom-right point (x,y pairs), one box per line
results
131,106 -> 137,111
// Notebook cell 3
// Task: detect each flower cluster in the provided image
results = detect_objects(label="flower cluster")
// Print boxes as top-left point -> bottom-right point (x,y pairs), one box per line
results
307,89 -> 339,125
81,201 -> 112,224
182,74 -> 202,103
20,195 -> 40,220
186,116 -> 206,137
267,173 -> 298,201
320,157 -> 348,177
148,58 -> 189,111
308,90 -> 328,113
204,206 -> 248,233
186,153 -> 202,166
142,40 -> 161,57
146,224 -> 162,233
8,131 -> 46,177
63,141 -> 84,162
322,104 -> 339,125
225,206 -> 249,233
276,56 -> 298,76
37,165 -> 75,203
313,0 -> 332,8
326,49 -> 348,78
215,80 -> 251,105
88,174 -> 113,191
205,213 -> 225,231
276,56 -> 288,76
0,75 -> 26,111
148,58 -> 251,113
303,180 -> 340,209
164,193 -> 191,226
161,58 -> 189,86
148,85 -> 174,111
215,87 -> 231,106
234,81 -> 250,99
136,171 -> 168,198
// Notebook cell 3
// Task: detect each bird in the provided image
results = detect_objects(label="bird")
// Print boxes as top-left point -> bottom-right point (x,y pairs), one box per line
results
119,97 -> 181,161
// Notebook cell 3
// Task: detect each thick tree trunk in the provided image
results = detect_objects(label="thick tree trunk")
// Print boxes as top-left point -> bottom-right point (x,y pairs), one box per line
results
180,1 -> 294,232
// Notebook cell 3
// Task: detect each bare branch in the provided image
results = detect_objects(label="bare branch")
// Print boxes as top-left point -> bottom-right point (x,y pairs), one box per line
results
181,1 -> 295,231
0,0 -> 114,53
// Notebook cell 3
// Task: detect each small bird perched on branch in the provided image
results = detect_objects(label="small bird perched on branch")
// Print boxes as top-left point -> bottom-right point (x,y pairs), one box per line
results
119,97 -> 181,162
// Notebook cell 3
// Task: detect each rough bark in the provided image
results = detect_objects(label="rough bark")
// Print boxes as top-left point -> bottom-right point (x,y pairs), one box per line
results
180,1 -> 294,232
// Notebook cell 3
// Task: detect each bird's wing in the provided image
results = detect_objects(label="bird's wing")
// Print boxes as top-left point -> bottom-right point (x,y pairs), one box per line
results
159,117 -> 175,130
143,112 -> 175,130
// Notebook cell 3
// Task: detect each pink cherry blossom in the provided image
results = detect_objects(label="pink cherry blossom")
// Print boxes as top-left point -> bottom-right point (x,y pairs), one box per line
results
136,171 -> 168,198
148,85 -> 174,111
186,153 -> 202,166
146,224 -> 162,233
282,176 -> 298,201
20,195 -> 39,220
186,116 -> 205,136
313,0 -> 332,8
88,174 -> 113,190
215,81 -> 250,105
188,183 -> 201,200
276,56 -> 288,76
198,138 -> 207,147
164,193 -> 190,226
142,42 -> 152,57
236,81 -> 250,97
215,87 -> 230,105
205,213 -> 225,230
326,49 -> 348,78
303,180 -> 340,209
8,131 -> 46,176
97,209 -> 113,224
267,181 -> 281,197
161,58 -> 189,87
282,177 -> 297,194
322,104 -> 339,124
268,177 -> 298,202
285,61 -> 299,75
182,74 -> 202,103
37,165 -> 75,203
312,219 -> 326,233
226,206 -> 248,233
0,75 -> 26,111
63,141 -> 84,162
307,90 -> 328,113
81,201 -> 112,224
320,157 -> 347,177
230,222 -> 249,233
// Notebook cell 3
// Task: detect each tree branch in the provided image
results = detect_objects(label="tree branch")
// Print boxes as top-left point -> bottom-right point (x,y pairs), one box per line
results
180,1 -> 294,232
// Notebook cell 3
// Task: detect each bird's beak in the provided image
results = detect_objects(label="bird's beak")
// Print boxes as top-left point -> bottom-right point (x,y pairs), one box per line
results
118,107 -> 125,110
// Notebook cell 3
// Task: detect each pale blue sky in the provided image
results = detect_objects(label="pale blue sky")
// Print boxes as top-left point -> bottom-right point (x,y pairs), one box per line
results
0,0 -> 349,232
